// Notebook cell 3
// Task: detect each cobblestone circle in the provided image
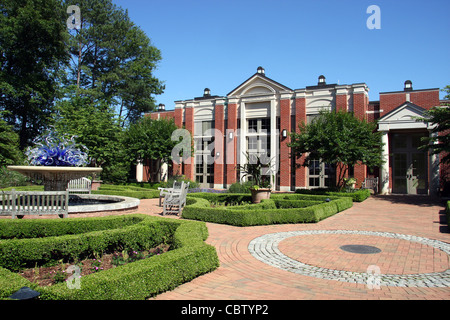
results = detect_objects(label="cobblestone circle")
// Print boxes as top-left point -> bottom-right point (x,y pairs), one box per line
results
248,230 -> 450,287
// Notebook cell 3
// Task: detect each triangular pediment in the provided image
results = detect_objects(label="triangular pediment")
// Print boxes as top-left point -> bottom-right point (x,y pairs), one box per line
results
378,102 -> 426,122
378,102 -> 434,131
227,73 -> 293,97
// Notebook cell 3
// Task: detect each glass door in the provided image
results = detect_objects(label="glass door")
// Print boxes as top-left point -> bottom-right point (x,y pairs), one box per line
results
308,157 -> 335,188
392,133 -> 428,194
195,137 -> 214,188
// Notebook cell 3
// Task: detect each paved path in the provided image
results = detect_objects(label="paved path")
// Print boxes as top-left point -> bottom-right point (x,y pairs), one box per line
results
141,195 -> 450,300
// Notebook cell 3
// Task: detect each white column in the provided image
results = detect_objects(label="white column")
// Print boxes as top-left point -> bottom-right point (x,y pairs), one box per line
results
270,98 -> 278,190
239,100 -> 246,182
160,162 -> 168,182
429,130 -> 440,196
380,131 -> 390,194
136,160 -> 144,182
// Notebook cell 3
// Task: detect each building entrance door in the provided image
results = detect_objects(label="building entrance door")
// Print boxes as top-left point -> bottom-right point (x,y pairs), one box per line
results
392,133 -> 428,194
195,141 -> 214,189
308,157 -> 335,188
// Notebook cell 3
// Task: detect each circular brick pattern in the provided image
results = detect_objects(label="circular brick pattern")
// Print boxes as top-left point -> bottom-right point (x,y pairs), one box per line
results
248,230 -> 450,287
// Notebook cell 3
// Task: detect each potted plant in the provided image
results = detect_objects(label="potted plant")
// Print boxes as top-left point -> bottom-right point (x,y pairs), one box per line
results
236,152 -> 275,203
343,177 -> 357,191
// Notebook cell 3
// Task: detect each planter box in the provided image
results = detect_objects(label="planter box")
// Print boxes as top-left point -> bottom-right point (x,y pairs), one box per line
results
251,188 -> 271,203
91,180 -> 102,191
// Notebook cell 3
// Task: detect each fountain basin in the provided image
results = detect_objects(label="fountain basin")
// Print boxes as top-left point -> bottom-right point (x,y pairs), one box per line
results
68,194 -> 140,214
7,166 -> 102,191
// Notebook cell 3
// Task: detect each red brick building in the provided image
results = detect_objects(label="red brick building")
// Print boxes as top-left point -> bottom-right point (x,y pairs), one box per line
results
140,67 -> 444,195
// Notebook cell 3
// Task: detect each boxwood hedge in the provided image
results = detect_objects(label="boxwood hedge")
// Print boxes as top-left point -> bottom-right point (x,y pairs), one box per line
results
182,193 -> 353,226
0,214 -> 219,300
294,188 -> 371,202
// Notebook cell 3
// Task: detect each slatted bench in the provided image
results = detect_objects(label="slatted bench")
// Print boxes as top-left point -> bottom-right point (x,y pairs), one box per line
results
67,177 -> 92,194
362,177 -> 379,194
0,189 -> 69,219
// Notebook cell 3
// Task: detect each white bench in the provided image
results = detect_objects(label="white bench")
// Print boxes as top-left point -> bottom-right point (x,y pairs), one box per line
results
163,182 -> 189,216
158,180 -> 183,206
362,177 -> 379,194
0,189 -> 69,219
67,177 -> 91,194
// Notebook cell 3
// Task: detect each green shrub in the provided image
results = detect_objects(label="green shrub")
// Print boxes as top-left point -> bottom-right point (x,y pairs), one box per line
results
159,175 -> 199,189
272,199 -> 323,208
446,201 -> 450,228
182,195 -> 352,227
0,215 -> 144,240
294,188 -> 370,202
1,185 -> 44,191
93,186 -> 160,199
187,192 -> 252,204
0,215 -> 219,300
227,181 -> 255,193
0,216 -> 175,271
0,167 -> 30,188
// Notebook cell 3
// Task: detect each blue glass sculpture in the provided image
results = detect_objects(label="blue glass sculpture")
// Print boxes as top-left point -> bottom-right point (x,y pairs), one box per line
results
26,131 -> 89,167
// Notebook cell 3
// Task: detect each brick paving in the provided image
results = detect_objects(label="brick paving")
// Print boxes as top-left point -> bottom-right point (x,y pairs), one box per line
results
143,195 -> 450,300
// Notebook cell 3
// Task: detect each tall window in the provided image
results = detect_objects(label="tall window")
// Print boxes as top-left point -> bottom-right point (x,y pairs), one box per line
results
194,121 -> 215,186
246,118 -> 271,157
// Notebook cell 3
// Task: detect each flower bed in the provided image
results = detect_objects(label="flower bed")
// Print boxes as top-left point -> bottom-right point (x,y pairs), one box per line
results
18,245 -> 169,287
0,214 -> 219,300
182,193 -> 353,226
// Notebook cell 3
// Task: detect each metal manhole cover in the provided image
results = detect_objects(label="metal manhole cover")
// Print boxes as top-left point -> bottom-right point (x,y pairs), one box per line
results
340,244 -> 381,254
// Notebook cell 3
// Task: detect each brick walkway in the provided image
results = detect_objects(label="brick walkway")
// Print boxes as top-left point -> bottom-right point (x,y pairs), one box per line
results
142,195 -> 450,300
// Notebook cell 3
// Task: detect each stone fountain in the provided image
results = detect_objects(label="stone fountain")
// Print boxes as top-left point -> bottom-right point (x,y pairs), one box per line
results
7,165 -> 102,191
7,131 -> 102,191
6,131 -> 139,214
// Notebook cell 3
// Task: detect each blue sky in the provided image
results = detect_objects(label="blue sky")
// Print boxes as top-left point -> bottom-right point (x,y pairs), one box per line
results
113,0 -> 450,110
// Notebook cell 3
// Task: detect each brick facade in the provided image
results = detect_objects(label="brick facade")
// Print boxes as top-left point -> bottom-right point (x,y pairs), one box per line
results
142,70 -> 443,195
279,98 -> 291,190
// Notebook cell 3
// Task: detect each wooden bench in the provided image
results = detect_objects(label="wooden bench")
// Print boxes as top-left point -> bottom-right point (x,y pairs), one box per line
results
362,177 -> 379,194
158,180 -> 183,207
163,182 -> 189,216
67,177 -> 92,194
0,189 -> 69,219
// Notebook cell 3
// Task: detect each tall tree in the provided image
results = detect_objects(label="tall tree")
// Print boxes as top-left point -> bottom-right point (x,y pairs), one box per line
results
53,93 -> 130,183
0,116 -> 23,166
416,85 -> 450,164
124,117 -> 180,181
0,0 -> 68,149
64,0 -> 164,126
288,110 -> 384,189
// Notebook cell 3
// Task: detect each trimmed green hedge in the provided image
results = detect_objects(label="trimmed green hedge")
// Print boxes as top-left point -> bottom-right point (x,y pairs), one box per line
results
0,215 -> 219,300
0,216 -> 175,271
0,215 -> 144,240
187,193 -> 252,204
93,184 -> 160,199
182,193 -> 353,226
294,188 -> 371,202
2,184 -> 161,199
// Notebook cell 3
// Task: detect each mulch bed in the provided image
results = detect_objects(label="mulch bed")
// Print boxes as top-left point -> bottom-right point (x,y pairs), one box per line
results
18,244 -> 170,287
